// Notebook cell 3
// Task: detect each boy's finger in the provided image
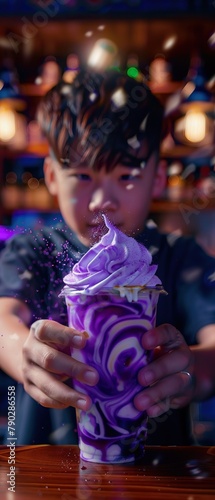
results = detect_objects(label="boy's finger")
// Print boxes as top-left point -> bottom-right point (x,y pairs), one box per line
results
142,324 -> 185,351
24,369 -> 92,411
23,343 -> 99,386
134,371 -> 193,415
138,347 -> 192,387
30,319 -> 87,348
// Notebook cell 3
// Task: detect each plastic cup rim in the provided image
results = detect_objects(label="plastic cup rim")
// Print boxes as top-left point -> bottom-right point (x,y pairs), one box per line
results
60,284 -> 167,296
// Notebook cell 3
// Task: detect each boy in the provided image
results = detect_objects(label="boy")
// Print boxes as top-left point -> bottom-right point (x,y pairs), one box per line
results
0,69 -> 215,445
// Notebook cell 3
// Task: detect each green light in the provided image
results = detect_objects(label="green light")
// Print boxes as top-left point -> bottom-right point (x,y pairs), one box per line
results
127,67 -> 139,78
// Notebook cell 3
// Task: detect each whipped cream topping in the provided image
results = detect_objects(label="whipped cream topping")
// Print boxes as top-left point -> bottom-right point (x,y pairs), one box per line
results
63,215 -> 161,295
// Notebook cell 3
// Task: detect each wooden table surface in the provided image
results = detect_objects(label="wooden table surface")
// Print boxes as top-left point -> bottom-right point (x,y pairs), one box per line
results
0,445 -> 215,499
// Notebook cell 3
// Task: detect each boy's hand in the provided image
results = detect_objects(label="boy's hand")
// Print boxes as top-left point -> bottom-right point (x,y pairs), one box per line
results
134,324 -> 195,417
22,319 -> 99,411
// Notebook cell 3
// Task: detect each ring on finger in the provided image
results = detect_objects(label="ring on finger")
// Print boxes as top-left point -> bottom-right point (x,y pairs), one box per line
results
181,370 -> 194,386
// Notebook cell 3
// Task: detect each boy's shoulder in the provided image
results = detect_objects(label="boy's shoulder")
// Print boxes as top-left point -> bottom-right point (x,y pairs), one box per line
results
140,219 -> 215,274
138,219 -> 191,257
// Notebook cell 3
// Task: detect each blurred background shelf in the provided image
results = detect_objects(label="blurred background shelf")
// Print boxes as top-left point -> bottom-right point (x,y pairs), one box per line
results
0,2 -> 215,446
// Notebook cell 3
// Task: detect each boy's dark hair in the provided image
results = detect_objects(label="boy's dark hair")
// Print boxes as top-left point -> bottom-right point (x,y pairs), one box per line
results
37,69 -> 163,171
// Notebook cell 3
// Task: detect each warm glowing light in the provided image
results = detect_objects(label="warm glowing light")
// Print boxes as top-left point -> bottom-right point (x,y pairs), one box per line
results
6,171 -> 17,184
0,106 -> 16,141
168,175 -> 182,187
22,171 -> 32,183
168,162 -> 182,176
39,59 -> 61,86
163,36 -> 177,50
149,57 -> 171,84
208,75 -> 215,89
184,110 -> 206,143
111,88 -> 127,107
181,82 -> 195,99
66,53 -> 79,70
87,39 -> 118,70
35,76 -> 42,85
208,32 -> 215,47
28,177 -> 39,190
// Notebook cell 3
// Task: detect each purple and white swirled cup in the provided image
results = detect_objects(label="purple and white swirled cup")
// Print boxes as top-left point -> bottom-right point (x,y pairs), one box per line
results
63,285 -> 163,464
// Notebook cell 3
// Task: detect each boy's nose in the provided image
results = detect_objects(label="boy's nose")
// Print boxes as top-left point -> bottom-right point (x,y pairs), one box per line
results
89,185 -> 118,212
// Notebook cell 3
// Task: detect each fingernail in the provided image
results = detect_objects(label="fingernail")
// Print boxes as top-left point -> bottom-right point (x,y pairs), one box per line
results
148,405 -> 161,417
84,370 -> 98,385
143,370 -> 154,385
135,395 -> 150,411
73,335 -> 84,347
144,336 -> 154,348
77,398 -> 88,410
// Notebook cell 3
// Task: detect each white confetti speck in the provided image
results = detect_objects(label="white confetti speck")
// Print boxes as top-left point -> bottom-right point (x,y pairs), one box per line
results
140,114 -> 149,131
208,272 -> 215,282
111,88 -> 127,108
148,246 -> 159,256
146,219 -> 157,229
18,248 -> 28,256
89,92 -> 97,102
152,457 -> 160,466
127,135 -> 140,149
181,268 -> 202,283
19,270 -> 33,280
167,230 -> 182,246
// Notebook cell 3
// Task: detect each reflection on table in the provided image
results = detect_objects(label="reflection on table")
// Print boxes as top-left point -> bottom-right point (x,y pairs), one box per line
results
0,445 -> 215,499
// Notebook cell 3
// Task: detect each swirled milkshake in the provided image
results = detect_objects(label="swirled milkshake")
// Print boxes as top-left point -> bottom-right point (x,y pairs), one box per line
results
62,216 -> 164,463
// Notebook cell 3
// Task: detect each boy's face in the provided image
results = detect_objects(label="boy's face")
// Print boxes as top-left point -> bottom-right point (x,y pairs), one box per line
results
44,154 -> 165,247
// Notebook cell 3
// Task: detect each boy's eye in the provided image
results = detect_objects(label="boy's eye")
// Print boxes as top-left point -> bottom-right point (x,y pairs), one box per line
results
120,174 -> 132,181
76,173 -> 91,181
120,173 -> 141,181
68,172 -> 91,181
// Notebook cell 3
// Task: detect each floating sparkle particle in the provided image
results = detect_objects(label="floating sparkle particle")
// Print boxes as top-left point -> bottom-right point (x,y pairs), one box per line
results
127,135 -> 140,149
111,88 -> 127,108
19,270 -> 33,280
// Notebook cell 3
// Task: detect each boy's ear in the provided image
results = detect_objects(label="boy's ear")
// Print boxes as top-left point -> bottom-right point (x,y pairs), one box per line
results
152,159 -> 167,199
43,156 -> 58,195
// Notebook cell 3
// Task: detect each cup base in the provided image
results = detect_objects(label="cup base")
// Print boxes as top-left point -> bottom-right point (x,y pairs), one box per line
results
79,441 -> 145,464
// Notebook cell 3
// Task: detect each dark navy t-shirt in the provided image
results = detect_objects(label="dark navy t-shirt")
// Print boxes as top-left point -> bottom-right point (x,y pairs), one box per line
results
1,220 -> 215,445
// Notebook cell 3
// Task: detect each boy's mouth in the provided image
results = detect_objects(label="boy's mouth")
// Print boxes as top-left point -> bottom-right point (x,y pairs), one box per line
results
88,220 -> 107,235
88,221 -> 122,230
87,220 -> 123,241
